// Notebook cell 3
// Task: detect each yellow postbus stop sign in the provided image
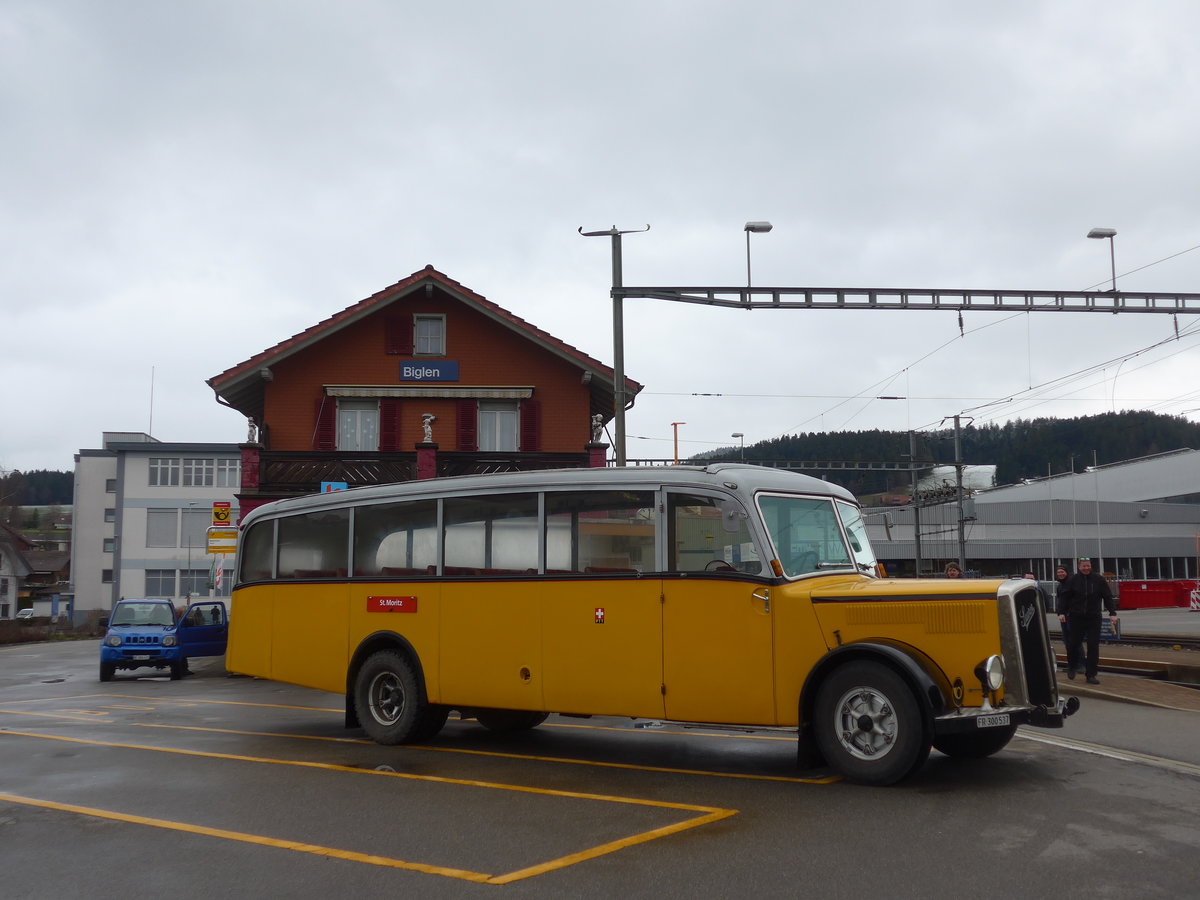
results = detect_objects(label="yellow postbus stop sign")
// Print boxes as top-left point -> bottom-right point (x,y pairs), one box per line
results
212,502 -> 232,525
206,526 -> 238,555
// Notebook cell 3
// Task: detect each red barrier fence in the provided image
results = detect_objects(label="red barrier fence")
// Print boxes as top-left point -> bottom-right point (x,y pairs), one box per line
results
1117,579 -> 1200,609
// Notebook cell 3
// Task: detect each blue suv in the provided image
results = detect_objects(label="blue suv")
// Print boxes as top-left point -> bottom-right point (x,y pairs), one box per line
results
100,598 -> 228,681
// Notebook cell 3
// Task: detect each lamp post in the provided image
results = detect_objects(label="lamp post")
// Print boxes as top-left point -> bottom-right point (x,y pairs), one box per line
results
744,221 -> 773,287
732,432 -> 744,460
1087,227 -> 1117,292
671,422 -> 686,465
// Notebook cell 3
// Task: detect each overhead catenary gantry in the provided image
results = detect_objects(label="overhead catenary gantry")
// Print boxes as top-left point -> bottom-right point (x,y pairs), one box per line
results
583,226 -> 1200,465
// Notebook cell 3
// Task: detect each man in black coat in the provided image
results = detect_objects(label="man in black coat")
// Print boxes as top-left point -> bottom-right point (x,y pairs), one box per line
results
1056,557 -> 1118,684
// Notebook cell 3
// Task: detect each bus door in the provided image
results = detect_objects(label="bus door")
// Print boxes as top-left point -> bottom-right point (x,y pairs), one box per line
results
539,490 -> 665,719
661,491 -> 776,725
437,494 -> 545,711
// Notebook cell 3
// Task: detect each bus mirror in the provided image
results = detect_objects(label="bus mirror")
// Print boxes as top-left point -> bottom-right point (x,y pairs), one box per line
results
720,501 -> 746,533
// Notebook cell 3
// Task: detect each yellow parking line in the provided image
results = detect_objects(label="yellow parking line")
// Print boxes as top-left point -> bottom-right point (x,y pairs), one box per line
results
0,708 -> 110,723
0,791 -> 491,884
0,729 -> 736,884
134,722 -> 839,784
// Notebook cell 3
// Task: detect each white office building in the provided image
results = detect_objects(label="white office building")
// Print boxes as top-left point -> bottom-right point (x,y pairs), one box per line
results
71,433 -> 240,622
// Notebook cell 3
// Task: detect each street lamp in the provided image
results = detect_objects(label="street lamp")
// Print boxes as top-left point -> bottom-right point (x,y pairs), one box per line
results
732,432 -> 744,460
744,221 -> 773,287
1087,227 -> 1117,292
671,422 -> 687,465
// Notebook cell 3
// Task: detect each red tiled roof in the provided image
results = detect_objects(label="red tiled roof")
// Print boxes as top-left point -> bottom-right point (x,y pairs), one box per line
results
207,266 -> 640,394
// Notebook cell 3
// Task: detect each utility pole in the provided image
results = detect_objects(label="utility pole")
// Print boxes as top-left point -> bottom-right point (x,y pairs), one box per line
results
909,430 -> 922,577
954,415 -> 966,571
579,225 -> 649,467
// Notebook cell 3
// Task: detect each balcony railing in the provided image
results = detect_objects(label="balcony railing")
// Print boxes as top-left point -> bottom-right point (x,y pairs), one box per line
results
252,450 -> 591,497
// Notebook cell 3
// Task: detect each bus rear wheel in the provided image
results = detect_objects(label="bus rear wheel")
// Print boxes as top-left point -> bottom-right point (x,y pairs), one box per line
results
354,650 -> 429,745
814,660 -> 930,786
474,709 -> 549,732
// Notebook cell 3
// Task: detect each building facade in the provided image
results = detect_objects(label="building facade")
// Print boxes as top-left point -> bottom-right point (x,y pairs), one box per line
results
71,433 -> 241,620
207,266 -> 638,520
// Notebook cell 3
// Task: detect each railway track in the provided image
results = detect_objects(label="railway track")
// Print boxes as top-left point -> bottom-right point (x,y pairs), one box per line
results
1050,632 -> 1200,653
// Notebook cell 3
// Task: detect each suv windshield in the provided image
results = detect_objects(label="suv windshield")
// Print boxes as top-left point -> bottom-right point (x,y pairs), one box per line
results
110,602 -> 175,627
758,494 -> 878,578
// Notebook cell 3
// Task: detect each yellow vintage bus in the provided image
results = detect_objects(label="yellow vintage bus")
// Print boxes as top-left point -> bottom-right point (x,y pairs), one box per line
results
229,464 -> 1076,785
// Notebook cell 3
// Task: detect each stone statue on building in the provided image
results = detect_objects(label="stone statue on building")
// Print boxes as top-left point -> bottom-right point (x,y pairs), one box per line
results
246,418 -> 258,444
590,413 -> 604,444
421,413 -> 437,444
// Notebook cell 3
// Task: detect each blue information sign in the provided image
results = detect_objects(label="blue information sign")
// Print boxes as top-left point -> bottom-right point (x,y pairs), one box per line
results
399,361 -> 459,382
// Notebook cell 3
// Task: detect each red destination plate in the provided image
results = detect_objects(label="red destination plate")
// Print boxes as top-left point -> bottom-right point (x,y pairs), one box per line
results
367,596 -> 418,613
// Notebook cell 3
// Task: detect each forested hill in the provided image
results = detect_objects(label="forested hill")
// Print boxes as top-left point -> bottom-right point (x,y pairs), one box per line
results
0,469 -> 74,506
700,412 -> 1200,497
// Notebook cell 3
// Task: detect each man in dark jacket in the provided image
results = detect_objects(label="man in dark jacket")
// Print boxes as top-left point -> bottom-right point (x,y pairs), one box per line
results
1056,558 -> 1118,684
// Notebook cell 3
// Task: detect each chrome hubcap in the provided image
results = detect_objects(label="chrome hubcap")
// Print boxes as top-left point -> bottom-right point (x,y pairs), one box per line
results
833,686 -> 898,760
368,671 -> 405,725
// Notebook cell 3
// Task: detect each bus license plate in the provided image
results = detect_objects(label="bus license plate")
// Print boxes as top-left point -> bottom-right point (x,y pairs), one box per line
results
977,713 -> 1010,728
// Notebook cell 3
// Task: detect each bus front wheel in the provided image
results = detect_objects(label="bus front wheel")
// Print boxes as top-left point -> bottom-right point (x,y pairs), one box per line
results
933,723 -> 1017,759
355,650 -> 428,744
813,660 -> 930,786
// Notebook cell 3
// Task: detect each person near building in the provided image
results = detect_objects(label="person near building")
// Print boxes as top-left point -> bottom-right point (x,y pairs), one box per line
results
1056,557 -> 1118,684
944,562 -> 962,578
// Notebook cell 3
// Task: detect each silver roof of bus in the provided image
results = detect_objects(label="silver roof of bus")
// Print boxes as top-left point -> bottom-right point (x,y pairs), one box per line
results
240,464 -> 858,526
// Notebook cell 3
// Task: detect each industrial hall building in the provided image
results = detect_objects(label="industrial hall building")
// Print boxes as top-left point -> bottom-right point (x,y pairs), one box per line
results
863,448 -> 1200,588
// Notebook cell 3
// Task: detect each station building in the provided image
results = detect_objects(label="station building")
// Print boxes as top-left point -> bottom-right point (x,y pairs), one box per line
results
206,265 -> 639,521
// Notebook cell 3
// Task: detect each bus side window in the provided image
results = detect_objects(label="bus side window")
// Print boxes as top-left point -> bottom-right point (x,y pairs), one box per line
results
444,493 -> 539,574
277,509 -> 349,580
354,499 -> 437,577
546,491 -> 655,574
668,493 -> 761,574
239,521 -> 275,582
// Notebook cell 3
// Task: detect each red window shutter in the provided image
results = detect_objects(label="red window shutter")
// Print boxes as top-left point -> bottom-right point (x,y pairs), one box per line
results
520,399 -> 541,451
384,316 -> 413,355
314,397 -> 336,451
380,398 -> 401,451
456,400 -> 477,451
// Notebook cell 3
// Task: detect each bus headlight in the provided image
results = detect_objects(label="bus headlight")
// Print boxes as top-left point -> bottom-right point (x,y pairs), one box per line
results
105,635 -> 122,647
975,654 -> 1005,692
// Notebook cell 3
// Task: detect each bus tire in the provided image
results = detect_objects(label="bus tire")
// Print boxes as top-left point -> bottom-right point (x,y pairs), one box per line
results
355,650 -> 427,745
99,661 -> 115,682
411,705 -> 451,742
933,723 -> 1017,759
474,709 -> 549,732
814,660 -> 930,786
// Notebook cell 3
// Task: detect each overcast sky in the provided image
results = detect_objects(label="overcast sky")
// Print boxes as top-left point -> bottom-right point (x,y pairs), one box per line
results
4,1 -> 1200,474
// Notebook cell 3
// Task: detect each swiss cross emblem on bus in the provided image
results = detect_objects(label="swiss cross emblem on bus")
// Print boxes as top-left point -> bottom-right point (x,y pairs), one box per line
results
368,596 -> 418,613
594,607 -> 605,624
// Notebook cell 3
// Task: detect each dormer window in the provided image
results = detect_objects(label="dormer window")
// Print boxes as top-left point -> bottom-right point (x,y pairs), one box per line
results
414,315 -> 446,356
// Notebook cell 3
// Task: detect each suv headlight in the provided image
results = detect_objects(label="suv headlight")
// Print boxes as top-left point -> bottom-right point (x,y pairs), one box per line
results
975,654 -> 1005,692
162,634 -> 177,647
105,635 -> 122,647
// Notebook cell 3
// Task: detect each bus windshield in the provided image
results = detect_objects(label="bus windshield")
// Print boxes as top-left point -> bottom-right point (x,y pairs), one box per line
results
757,494 -> 877,577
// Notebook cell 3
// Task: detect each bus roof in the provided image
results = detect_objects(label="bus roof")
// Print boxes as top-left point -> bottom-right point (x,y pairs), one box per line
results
241,464 -> 858,526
